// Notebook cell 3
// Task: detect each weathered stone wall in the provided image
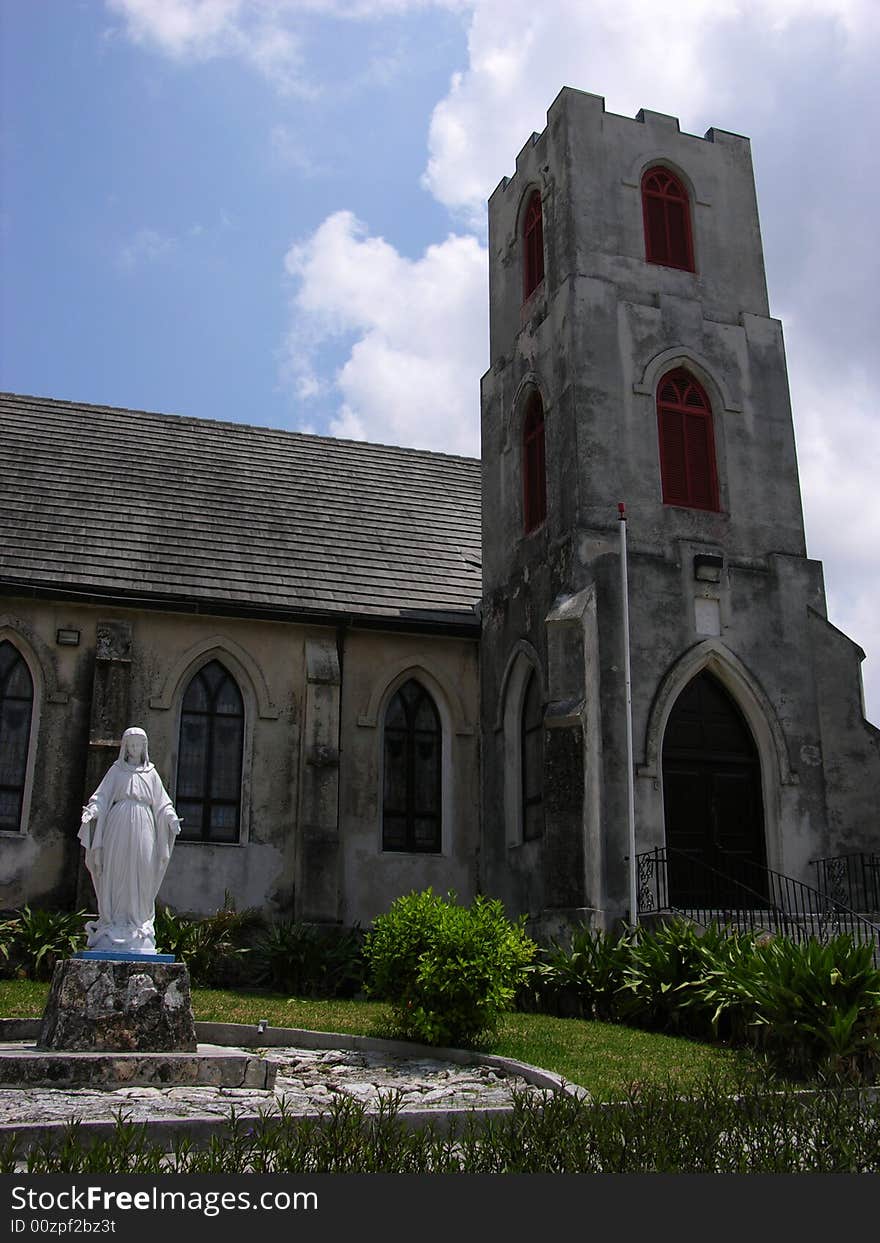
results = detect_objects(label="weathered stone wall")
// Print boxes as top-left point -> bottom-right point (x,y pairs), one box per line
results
339,629 -> 481,927
480,87 -> 879,929
0,597 -> 480,926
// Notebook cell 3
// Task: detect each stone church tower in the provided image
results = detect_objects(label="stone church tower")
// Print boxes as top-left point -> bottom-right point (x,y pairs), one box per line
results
479,87 -> 880,934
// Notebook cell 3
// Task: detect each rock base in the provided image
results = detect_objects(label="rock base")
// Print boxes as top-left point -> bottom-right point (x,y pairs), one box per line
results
37,959 -> 198,1052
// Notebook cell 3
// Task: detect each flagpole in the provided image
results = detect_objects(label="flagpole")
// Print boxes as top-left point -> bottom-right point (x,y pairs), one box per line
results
618,502 -> 638,927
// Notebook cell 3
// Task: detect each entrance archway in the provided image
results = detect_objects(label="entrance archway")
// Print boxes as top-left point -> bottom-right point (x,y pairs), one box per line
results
662,671 -> 767,906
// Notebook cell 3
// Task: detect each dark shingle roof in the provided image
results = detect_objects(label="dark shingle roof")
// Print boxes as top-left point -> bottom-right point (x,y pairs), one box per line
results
0,393 -> 482,631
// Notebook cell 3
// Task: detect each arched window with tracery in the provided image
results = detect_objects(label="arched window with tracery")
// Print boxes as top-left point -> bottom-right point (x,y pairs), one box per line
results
520,668 -> 544,840
176,659 -> 244,842
657,368 -> 719,511
0,640 -> 33,832
382,678 -> 441,853
522,190 -> 545,300
523,392 -> 547,533
642,167 -> 694,271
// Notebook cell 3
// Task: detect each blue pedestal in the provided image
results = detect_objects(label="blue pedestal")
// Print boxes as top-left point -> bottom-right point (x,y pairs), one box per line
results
75,951 -> 175,964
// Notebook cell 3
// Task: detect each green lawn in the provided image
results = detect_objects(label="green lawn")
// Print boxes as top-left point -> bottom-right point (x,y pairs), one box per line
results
0,980 -> 760,1101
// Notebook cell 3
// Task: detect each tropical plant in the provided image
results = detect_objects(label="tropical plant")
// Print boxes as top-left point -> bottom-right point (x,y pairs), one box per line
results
739,934 -> 880,1079
251,921 -> 366,998
5,906 -> 87,980
527,925 -> 633,1021
154,898 -> 261,986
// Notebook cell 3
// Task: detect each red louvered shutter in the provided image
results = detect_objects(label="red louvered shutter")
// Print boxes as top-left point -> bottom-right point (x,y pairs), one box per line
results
657,369 -> 718,510
684,413 -> 713,508
523,191 -> 545,301
642,167 -> 694,271
523,395 -> 547,532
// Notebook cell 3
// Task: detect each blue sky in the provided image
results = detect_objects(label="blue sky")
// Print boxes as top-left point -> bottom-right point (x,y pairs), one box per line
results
2,0 -> 878,721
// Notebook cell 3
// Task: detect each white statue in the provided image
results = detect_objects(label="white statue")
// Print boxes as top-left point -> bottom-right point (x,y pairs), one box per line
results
78,727 -> 181,954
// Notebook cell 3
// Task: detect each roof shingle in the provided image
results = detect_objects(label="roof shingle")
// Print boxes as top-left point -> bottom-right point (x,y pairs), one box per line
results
0,393 -> 482,631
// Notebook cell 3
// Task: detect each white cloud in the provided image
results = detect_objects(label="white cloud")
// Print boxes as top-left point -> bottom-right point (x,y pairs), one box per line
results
106,0 -> 471,92
422,0 -> 877,225
117,226 -> 178,270
787,354 -> 880,719
109,0 -> 880,717
282,209 -> 486,454
107,0 -> 308,93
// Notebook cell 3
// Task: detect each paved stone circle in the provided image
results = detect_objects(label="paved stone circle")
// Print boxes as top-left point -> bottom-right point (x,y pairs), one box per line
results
0,1043 -> 547,1133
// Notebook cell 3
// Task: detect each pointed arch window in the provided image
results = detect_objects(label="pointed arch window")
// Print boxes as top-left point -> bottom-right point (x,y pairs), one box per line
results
382,678 -> 441,853
657,368 -> 719,511
0,641 -> 33,832
521,668 -> 544,840
176,660 -> 244,842
523,392 -> 547,533
522,190 -> 545,300
642,167 -> 694,271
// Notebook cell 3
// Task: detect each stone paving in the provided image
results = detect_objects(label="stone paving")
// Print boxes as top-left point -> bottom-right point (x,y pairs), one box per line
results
0,1044 -> 544,1132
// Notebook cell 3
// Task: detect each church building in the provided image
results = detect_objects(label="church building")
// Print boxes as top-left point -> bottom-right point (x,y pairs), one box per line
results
2,88 -> 878,934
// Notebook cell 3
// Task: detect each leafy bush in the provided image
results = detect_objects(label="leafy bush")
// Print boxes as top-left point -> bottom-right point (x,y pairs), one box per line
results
365,889 -> 536,1047
251,921 -> 366,998
2,906 -> 88,980
154,900 -> 262,986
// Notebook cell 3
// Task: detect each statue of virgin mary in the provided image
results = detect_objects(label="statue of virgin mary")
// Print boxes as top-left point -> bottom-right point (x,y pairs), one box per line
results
78,727 -> 182,954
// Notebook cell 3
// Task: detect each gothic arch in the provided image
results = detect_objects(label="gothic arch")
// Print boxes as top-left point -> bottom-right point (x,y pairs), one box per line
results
514,181 -> 545,236
155,640 -> 263,847
623,151 -> 711,207
0,617 -> 66,704
497,642 -> 545,847
150,635 -> 279,719
503,372 -> 550,453
633,347 -> 742,414
358,656 -> 472,735
0,625 -> 45,837
641,640 -> 796,872
368,664 -> 457,857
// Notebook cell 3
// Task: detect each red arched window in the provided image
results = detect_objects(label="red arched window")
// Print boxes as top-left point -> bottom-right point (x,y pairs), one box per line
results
642,167 -> 694,271
522,190 -> 545,300
657,369 -> 719,510
522,393 -> 546,532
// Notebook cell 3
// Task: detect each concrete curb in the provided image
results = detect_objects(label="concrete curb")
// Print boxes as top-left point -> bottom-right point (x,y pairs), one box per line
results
193,1020 -> 586,1097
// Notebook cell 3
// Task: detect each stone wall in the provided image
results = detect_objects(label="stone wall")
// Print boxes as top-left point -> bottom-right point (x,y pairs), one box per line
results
0,597 -> 480,925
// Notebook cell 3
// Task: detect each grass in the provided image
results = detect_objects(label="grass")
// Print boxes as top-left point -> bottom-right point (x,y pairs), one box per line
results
0,980 -> 761,1101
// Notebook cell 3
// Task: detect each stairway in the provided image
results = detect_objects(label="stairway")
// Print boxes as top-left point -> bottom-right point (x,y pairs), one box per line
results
637,847 -> 880,962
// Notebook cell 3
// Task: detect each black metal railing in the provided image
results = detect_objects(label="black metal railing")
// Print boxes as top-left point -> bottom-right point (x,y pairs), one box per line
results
636,846 -> 880,952
812,852 -> 880,914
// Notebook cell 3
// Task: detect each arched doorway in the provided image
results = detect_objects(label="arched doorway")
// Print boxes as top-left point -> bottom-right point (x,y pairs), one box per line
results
662,671 -> 766,907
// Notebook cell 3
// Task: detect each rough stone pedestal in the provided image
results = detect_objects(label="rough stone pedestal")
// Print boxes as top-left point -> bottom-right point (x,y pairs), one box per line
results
37,959 -> 197,1052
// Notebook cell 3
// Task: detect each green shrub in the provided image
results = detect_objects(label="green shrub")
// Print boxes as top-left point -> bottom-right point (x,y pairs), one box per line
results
364,889 -> 536,1047
251,922 -> 366,998
4,906 -> 87,980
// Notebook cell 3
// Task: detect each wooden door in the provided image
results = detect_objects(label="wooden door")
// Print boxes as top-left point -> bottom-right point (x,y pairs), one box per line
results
662,672 -> 766,907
